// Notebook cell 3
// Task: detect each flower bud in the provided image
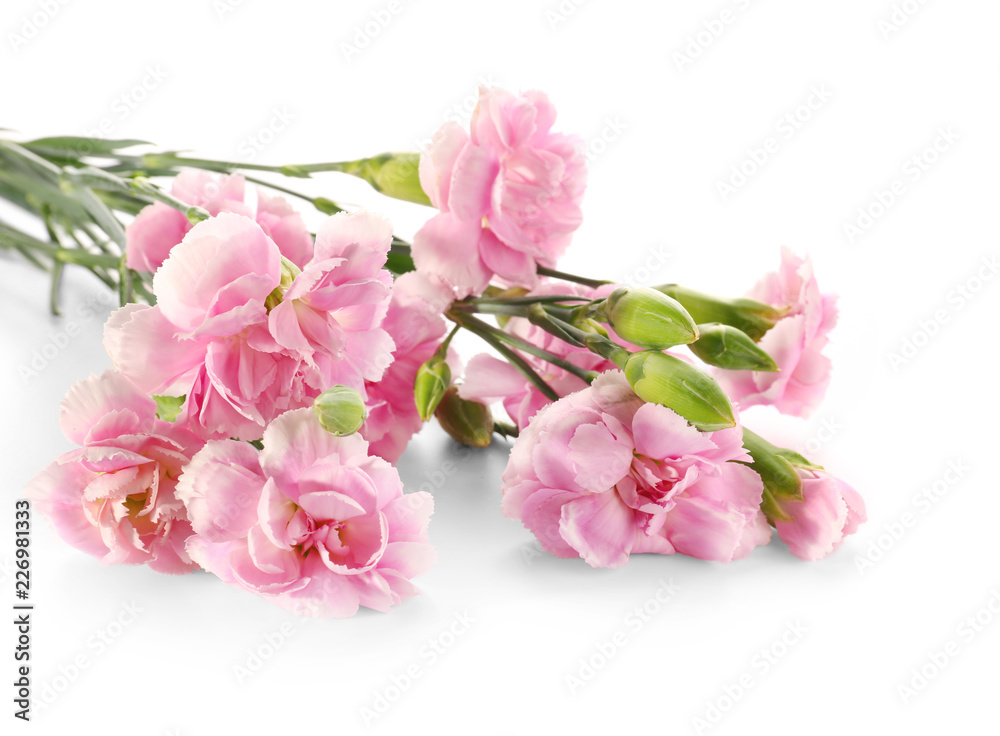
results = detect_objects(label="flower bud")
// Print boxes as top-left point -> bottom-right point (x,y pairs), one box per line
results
434,387 -> 493,448
414,355 -> 452,421
264,256 -> 302,312
623,351 -> 736,431
351,153 -> 431,206
312,385 -> 367,436
689,323 -> 779,372
654,284 -> 787,342
603,286 -> 699,350
312,197 -> 344,215
739,429 -> 822,521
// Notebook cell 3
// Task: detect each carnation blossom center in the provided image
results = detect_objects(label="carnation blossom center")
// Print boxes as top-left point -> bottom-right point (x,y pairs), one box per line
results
89,459 -> 171,536
616,454 -> 684,514
294,513 -> 364,565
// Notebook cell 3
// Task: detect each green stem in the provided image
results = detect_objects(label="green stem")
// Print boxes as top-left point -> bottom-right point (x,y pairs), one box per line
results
49,260 -> 65,316
537,265 -> 613,290
117,254 -> 133,306
130,176 -> 210,222
524,304 -> 630,365
242,176 -> 346,216
493,420 -> 519,439
450,301 -> 529,318
463,294 -> 592,307
447,312 -> 560,402
62,168 -> 209,224
451,312 -> 597,384
438,324 -> 460,354
139,152 -> 286,176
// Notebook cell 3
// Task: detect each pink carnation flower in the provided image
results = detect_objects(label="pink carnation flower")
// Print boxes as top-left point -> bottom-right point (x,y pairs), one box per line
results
715,248 -> 838,417
178,408 -> 436,617
412,87 -> 587,296
361,271 -> 454,462
105,211 -> 395,441
501,371 -> 770,567
125,170 -> 313,273
25,371 -> 203,574
774,470 -> 866,561
459,280 -> 618,428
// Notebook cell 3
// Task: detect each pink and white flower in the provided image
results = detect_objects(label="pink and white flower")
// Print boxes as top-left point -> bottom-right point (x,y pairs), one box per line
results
361,271 -> 454,462
412,87 -> 587,296
715,248 -> 838,417
773,470 -> 866,561
105,211 -> 395,441
501,371 -> 770,567
25,371 -> 203,574
125,170 -> 313,273
178,408 -> 436,617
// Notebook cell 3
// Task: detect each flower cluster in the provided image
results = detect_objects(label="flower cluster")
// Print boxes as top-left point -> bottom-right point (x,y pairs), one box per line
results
106,210 -> 395,440
20,84 -> 866,619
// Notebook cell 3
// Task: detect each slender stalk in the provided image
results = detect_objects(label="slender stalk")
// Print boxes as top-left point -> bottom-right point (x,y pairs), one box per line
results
139,152 -> 286,176
527,304 -> 628,364
49,260 -> 64,316
438,324 -> 461,354
450,301 -> 529,318
447,312 -> 560,401
450,312 -> 597,384
130,176 -> 209,222
117,255 -> 133,306
62,168 -> 209,224
536,265 -> 613,289
463,294 -> 592,306
493,420 -> 519,439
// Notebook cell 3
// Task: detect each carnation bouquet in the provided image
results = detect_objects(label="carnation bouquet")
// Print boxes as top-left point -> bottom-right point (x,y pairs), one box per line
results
3,86 -> 865,618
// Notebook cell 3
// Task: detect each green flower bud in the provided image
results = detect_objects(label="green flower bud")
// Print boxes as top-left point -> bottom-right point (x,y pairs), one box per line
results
654,284 -> 787,342
739,430 -> 823,522
689,323 -> 779,372
604,286 -> 699,350
414,355 -> 452,422
312,385 -> 367,436
434,387 -> 493,448
264,257 -> 302,312
312,197 -> 344,215
346,152 -> 431,206
623,350 -> 736,431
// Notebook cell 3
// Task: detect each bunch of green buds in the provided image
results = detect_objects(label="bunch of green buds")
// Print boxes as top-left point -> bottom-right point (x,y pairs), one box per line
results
437,280 -> 790,436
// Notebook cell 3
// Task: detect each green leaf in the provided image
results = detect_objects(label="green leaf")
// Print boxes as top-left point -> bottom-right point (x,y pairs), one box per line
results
385,249 -> 415,276
23,136 -> 150,158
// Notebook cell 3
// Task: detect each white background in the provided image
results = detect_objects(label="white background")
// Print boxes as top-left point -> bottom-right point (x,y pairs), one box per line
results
2,0 -> 999,733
